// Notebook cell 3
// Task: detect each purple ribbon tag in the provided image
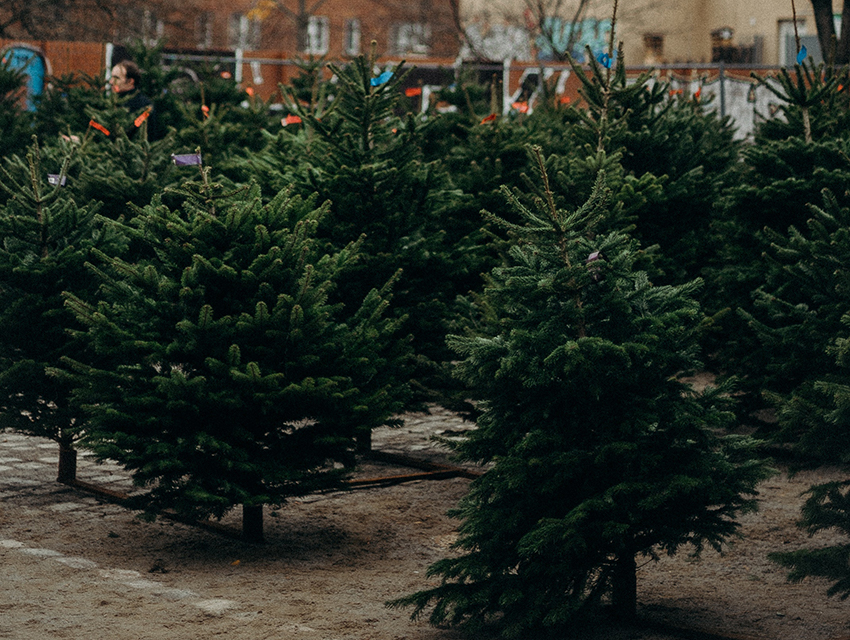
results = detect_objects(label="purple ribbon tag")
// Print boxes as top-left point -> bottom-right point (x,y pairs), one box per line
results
171,153 -> 202,166
47,174 -> 67,187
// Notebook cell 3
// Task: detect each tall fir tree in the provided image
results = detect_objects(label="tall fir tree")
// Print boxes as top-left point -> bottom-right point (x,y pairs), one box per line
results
30,71 -> 110,142
742,187 -> 850,596
0,138 -> 127,482
268,44 -> 476,395
389,148 -> 771,636
706,57 -> 848,398
564,40 -> 740,288
59,168 -> 410,541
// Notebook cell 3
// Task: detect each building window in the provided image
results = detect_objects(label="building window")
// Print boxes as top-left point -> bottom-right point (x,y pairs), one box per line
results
778,19 -> 806,65
228,13 -> 261,50
195,12 -> 214,50
142,9 -> 165,46
344,19 -> 361,56
642,33 -> 664,64
390,22 -> 431,55
305,16 -> 330,55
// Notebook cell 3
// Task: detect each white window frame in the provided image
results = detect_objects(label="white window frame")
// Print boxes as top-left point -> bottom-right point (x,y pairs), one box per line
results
229,13 -> 262,50
143,9 -> 165,46
344,18 -> 361,56
390,22 -> 431,55
305,16 -> 330,55
195,12 -> 214,50
777,19 -> 806,66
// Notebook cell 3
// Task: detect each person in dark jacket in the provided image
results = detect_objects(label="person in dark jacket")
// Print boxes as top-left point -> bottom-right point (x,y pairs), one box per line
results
109,59 -> 160,140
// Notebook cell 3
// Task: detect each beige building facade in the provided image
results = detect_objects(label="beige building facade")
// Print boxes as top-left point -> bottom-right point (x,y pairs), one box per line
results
460,0 -> 827,65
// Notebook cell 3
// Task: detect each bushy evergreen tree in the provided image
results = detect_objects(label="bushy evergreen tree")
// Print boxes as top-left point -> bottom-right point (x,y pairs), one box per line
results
65,125 -> 177,221
753,59 -> 847,144
272,46 -> 477,389
739,189 -> 850,443
389,148 -> 771,636
30,72 -> 108,141
769,312 -> 850,599
564,44 -> 740,286
59,168 -> 410,541
706,135 -> 850,416
706,60 -> 849,399
172,88 -> 276,169
0,138 -> 126,482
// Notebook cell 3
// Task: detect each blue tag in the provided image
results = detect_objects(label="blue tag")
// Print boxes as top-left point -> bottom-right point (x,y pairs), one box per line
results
370,71 -> 394,87
597,52 -> 612,68
797,45 -> 807,64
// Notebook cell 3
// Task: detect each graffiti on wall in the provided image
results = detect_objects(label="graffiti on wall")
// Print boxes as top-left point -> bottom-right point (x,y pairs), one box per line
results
1,45 -> 47,111
461,22 -> 533,61
536,18 -> 611,61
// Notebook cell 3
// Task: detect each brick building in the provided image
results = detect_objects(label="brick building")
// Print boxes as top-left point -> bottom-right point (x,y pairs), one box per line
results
0,0 -> 459,61
204,0 -> 460,59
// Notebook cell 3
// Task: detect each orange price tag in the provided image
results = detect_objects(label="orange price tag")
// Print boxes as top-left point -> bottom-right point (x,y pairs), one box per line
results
89,119 -> 110,136
134,108 -> 151,127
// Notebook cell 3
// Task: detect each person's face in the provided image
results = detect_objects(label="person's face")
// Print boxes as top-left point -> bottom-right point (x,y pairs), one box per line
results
109,64 -> 134,93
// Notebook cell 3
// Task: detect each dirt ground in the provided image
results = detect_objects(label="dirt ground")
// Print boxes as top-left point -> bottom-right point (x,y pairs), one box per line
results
1,404 -> 849,640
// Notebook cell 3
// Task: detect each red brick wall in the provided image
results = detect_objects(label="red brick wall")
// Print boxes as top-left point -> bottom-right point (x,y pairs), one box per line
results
191,0 -> 458,59
0,39 -> 107,78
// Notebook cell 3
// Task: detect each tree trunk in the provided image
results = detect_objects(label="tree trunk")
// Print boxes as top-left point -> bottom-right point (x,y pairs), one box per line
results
810,0 -> 838,62
56,443 -> 77,484
837,1 -> 850,65
242,504 -> 264,543
356,427 -> 371,454
296,14 -> 309,53
610,552 -> 637,620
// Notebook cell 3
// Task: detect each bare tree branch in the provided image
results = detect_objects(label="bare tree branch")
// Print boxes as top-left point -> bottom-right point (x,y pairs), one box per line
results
271,0 -> 298,20
447,0 -> 491,60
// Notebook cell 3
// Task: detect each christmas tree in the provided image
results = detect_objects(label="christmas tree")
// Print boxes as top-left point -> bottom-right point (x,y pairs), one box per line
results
68,121 -> 177,222
389,147 -> 770,635
30,71 -> 111,142
739,188 -> 850,445
706,131 -> 850,418
564,41 -> 739,287
272,45 -> 474,391
0,137 -> 126,482
769,309 -> 850,599
705,49 -> 848,400
59,167 -> 410,541
753,57 -> 845,144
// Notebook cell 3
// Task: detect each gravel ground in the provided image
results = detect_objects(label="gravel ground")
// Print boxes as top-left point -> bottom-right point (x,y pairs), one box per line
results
1,405 -> 849,640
